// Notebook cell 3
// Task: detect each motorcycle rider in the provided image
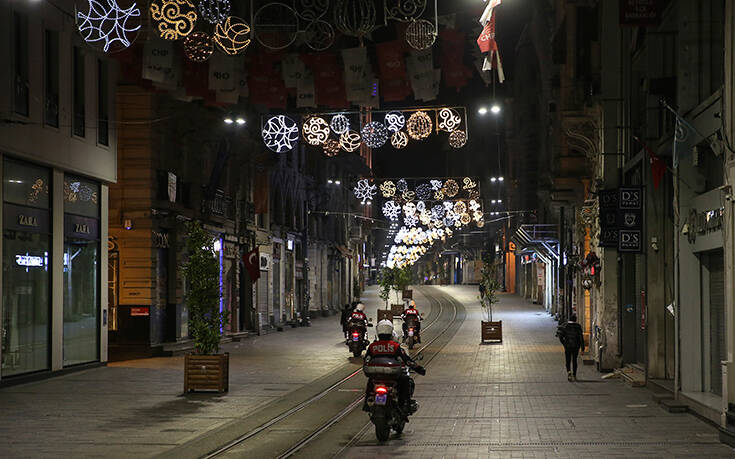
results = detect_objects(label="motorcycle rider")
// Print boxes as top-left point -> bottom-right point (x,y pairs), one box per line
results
401,300 -> 422,343
348,303 -> 368,343
363,320 -> 425,413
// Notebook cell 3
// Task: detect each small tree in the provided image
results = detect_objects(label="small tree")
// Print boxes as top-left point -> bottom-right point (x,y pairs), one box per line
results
377,268 -> 394,307
182,221 -> 229,355
392,266 -> 412,302
479,261 -> 501,322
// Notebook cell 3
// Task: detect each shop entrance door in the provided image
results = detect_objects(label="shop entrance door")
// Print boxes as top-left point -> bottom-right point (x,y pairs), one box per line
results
703,250 -> 725,395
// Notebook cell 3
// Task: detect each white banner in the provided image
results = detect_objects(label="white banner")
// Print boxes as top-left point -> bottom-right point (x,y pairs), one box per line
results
142,40 -> 174,84
282,54 -> 306,88
342,47 -> 371,104
407,49 -> 434,99
208,54 -> 237,91
297,73 -> 316,108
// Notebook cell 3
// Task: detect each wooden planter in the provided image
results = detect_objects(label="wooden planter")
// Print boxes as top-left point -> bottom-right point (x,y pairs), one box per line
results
402,289 -> 413,299
481,321 -> 503,343
377,309 -> 393,322
390,304 -> 404,318
184,353 -> 229,393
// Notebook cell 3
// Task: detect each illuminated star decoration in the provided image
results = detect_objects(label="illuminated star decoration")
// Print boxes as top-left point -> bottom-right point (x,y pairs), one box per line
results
384,111 -> 405,132
383,200 -> 401,221
330,114 -> 350,135
353,179 -> 377,204
262,115 -> 299,153
77,0 -> 141,52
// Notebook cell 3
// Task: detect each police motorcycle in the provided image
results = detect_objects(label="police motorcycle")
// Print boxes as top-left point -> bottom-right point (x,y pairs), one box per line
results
403,315 -> 420,350
347,319 -> 373,357
363,323 -> 426,442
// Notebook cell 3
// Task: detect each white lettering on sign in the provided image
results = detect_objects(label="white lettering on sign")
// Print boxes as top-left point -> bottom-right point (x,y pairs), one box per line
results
18,215 -> 38,227
371,343 -> 397,354
16,255 -> 44,267
74,223 -> 91,234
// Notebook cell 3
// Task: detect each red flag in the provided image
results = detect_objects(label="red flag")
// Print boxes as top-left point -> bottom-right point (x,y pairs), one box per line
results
634,136 -> 666,190
243,248 -> 260,281
477,11 -> 498,53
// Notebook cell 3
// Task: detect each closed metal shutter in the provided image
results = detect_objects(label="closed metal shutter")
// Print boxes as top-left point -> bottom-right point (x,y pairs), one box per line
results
257,272 -> 269,327
709,252 -> 725,395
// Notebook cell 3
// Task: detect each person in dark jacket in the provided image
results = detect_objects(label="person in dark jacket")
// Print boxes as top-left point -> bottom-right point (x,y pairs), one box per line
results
558,314 -> 584,381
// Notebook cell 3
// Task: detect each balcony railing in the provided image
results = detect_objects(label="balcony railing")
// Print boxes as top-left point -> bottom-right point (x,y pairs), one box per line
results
202,189 -> 233,219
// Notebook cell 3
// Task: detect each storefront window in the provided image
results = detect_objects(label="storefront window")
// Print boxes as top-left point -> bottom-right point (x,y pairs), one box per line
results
63,176 -> 100,366
2,159 -> 51,377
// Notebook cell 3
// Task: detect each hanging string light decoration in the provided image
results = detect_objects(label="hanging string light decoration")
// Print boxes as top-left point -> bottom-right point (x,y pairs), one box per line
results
385,0 -> 427,22
473,211 -> 484,222
379,181 -> 396,198
463,177 -> 477,191
198,0 -> 230,24
416,201 -> 426,213
430,179 -> 443,190
262,115 -> 299,153
476,219 -> 485,228
438,108 -> 462,132
353,179 -> 377,204
406,111 -> 432,140
403,202 -> 416,217
405,18 -> 436,50
150,0 -> 198,40
330,114 -> 350,135
460,213 -> 472,225
449,129 -> 467,148
419,210 -> 431,225
415,183 -> 432,201
384,111 -> 406,132
323,139 -> 340,157
396,179 -> 408,193
402,190 -> 416,202
443,179 -> 459,197
405,215 -> 419,227
253,2 -> 298,50
361,121 -> 389,148
334,0 -> 376,38
183,32 -> 214,62
339,130 -> 361,152
434,189 -> 444,200
454,201 -> 467,215
383,200 -> 401,221
304,19 -> 335,51
213,16 -> 251,55
77,0 -> 142,53
391,131 -> 409,149
302,116 -> 330,145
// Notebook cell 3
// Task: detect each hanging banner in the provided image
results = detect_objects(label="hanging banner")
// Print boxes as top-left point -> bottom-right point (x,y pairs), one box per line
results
142,39 -> 175,84
297,73 -> 316,108
376,40 -> 411,101
282,54 -> 306,88
407,48 -> 434,100
342,47 -> 371,104
208,53 -> 236,91
619,0 -> 662,26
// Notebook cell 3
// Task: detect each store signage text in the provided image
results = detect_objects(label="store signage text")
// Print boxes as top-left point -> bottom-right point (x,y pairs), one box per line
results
687,207 -> 724,244
18,214 -> 38,227
15,254 -> 44,267
74,223 -> 91,234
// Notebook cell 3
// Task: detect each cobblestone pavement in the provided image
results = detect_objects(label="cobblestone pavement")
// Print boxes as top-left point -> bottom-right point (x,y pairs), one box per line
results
0,287 -> 429,459
340,286 -> 735,458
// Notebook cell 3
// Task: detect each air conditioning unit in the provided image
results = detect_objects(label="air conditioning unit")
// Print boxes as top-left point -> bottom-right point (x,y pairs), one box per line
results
259,253 -> 271,271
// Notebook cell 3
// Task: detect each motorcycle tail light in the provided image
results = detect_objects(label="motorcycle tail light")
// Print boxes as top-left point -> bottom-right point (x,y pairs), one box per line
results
352,332 -> 359,337
375,386 -> 388,394
409,328 -> 414,332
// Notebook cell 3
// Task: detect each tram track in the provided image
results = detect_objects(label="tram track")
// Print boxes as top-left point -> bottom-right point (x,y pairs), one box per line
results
200,286 -> 461,459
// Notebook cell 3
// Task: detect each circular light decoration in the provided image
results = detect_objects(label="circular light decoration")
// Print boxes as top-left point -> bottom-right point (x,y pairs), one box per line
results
415,183 -> 433,201
404,215 -> 419,227
361,121 -> 389,148
460,213 -> 472,225
353,179 -> 377,204
304,19 -> 335,51
443,179 -> 459,197
473,211 -> 484,221
396,179 -> 408,193
405,18 -> 436,50
434,189 -> 444,200
253,2 -> 298,50
213,16 -> 251,55
416,201 -> 426,213
262,115 -> 299,153
430,179 -> 443,191
403,202 -> 416,217
198,0 -> 230,24
77,0 -> 142,53
383,200 -> 401,221
183,32 -> 214,62
391,131 -> 409,149
330,114 -> 350,135
406,111 -> 433,140
419,210 -> 431,225
454,201 -> 467,215
323,139 -> 340,157
449,130 -> 468,148
384,111 -> 406,132
476,219 -> 485,228
463,177 -> 477,190
339,130 -> 361,152
302,116 -> 330,146
431,204 -> 445,220
150,0 -> 198,41
438,108 -> 462,132
379,181 -> 396,198
402,190 -> 416,202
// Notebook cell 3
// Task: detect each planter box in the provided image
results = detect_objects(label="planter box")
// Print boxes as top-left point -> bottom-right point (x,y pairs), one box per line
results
391,304 -> 404,318
377,309 -> 393,322
402,289 -> 413,299
184,353 -> 229,393
481,321 -> 503,343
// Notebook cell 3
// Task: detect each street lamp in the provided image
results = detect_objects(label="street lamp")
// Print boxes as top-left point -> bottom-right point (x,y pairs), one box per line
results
478,107 -> 488,115
490,103 -> 501,114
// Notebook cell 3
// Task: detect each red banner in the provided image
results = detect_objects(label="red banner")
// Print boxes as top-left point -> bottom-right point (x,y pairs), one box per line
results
243,248 -> 261,281
376,41 -> 411,101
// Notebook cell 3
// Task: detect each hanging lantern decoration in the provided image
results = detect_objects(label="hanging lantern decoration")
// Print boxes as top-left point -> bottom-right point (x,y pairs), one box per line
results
437,108 -> 462,132
361,121 -> 389,148
383,200 -> 401,221
406,111 -> 432,140
353,179 -> 377,204
391,131 -> 409,149
449,130 -> 467,148
379,181 -> 396,198
262,115 -> 299,153
405,18 -> 436,50
384,111 -> 406,132
198,0 -> 230,24
183,32 -> 214,62
334,0 -> 376,38
213,16 -> 251,55
330,114 -> 350,135
443,179 -> 459,197
150,0 -> 198,40
77,0 -> 142,53
302,116 -> 330,145
339,130 -> 361,152
323,139 -> 340,157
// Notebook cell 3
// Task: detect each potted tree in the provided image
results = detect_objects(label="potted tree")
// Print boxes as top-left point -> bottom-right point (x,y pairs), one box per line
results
480,261 -> 503,343
182,221 -> 230,393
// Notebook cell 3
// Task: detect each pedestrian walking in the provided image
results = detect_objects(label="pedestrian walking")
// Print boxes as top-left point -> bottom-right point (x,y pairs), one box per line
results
557,314 -> 584,381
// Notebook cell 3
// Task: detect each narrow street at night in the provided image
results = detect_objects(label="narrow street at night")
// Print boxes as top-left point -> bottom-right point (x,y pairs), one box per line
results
3,0 -> 735,457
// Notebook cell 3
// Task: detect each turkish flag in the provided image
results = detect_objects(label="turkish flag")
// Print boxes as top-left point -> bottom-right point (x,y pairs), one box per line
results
243,248 -> 260,281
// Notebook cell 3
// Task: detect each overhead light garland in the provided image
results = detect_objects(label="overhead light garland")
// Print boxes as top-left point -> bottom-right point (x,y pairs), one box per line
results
437,108 -> 461,132
353,179 -> 377,204
213,16 -> 251,55
361,121 -> 389,148
339,130 -> 361,152
198,0 -> 230,24
302,116 -> 330,145
150,0 -> 198,41
330,114 -> 351,134
384,111 -> 406,132
391,131 -> 409,149
449,129 -> 467,148
323,139 -> 340,157
379,181 -> 396,198
77,0 -> 141,53
262,115 -> 299,153
183,31 -> 214,62
406,111 -> 433,140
